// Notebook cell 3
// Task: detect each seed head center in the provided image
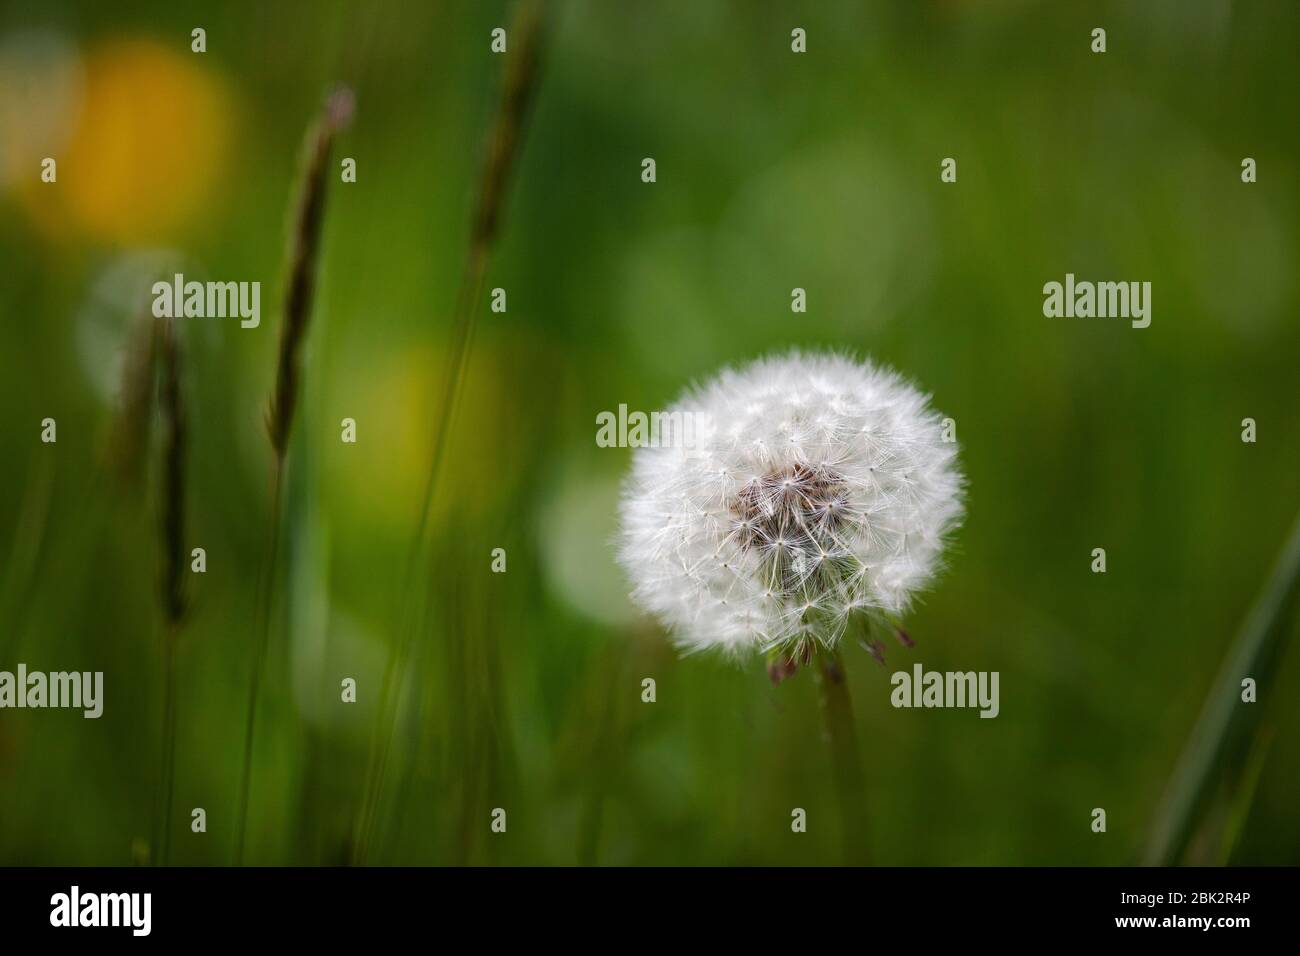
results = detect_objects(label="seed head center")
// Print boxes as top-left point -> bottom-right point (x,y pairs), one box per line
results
732,463 -> 849,568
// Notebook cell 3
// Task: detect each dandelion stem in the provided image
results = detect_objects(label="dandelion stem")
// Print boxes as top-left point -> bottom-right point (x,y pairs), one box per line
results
817,648 -> 868,863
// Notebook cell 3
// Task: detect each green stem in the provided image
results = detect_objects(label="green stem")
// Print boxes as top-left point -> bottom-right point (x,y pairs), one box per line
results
351,0 -> 548,865
156,628 -> 178,866
1143,510 -> 1300,865
817,648 -> 868,863
234,461 -> 285,865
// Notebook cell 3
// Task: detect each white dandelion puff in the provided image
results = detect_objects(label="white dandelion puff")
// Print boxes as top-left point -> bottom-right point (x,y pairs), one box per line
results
618,350 -> 964,657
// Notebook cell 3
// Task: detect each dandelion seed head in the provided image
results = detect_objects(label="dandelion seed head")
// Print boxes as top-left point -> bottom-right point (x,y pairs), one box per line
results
618,350 -> 964,656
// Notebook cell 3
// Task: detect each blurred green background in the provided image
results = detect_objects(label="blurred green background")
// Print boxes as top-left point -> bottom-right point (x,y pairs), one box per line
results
0,0 -> 1297,865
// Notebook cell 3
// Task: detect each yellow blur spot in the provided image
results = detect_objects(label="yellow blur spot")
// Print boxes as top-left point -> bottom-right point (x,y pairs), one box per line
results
29,39 -> 234,242
329,342 -> 508,533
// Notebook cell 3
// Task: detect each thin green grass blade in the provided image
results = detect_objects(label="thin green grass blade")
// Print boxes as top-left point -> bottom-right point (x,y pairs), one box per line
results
1142,511 -> 1300,865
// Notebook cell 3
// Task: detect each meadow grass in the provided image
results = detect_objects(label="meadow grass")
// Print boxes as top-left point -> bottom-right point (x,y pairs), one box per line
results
353,0 -> 549,865
1144,512 -> 1300,865
154,317 -> 186,866
234,88 -> 353,865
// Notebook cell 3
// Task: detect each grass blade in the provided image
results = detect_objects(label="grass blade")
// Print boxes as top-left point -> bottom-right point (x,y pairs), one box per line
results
353,0 -> 549,864
1142,510 -> 1300,865
154,317 -> 187,866
235,87 -> 352,864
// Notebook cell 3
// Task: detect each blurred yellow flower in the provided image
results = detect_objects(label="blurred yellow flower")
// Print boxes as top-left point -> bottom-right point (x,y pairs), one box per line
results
326,341 -> 510,534
16,38 -> 234,242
